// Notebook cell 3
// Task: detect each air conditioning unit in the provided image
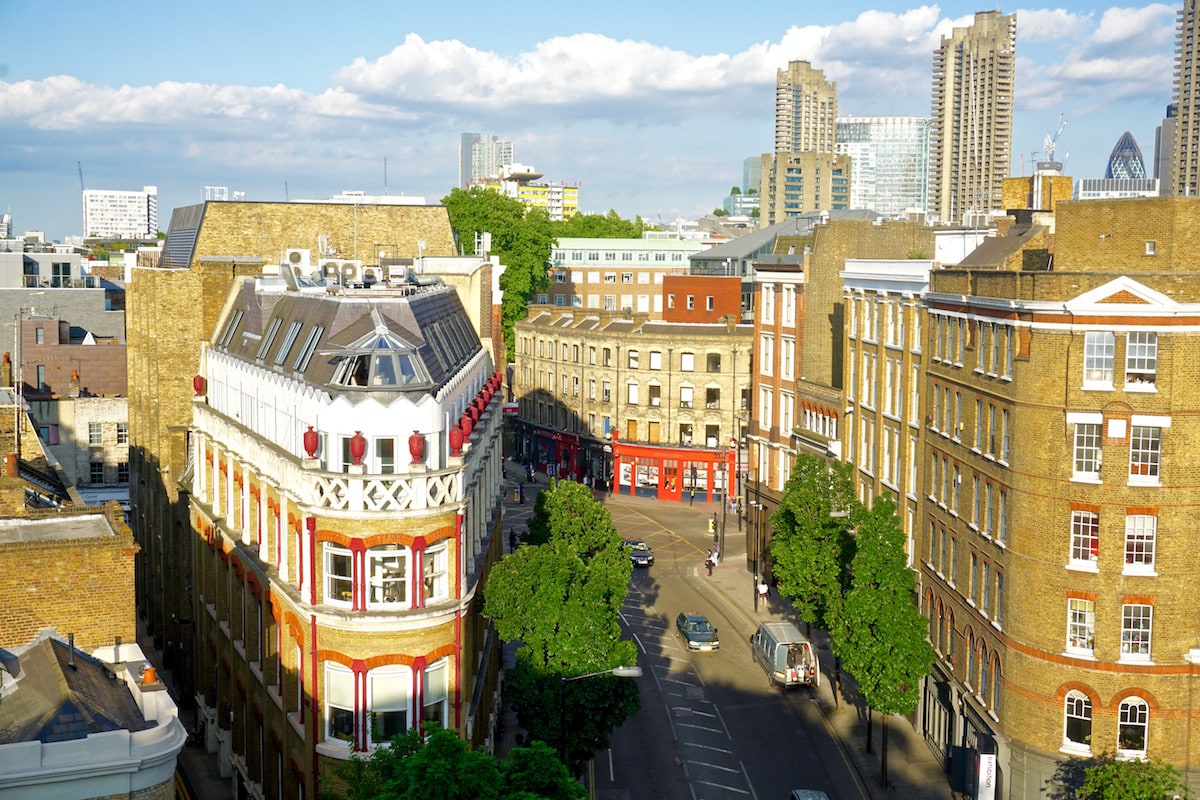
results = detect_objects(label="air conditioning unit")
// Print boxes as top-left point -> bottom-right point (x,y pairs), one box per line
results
361,265 -> 384,286
318,259 -> 364,284
285,248 -> 311,269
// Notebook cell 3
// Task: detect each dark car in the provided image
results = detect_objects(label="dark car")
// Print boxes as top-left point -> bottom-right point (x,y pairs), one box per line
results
625,539 -> 655,567
675,612 -> 719,651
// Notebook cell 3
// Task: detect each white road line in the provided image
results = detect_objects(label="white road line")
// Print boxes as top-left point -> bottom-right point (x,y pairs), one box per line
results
692,779 -> 751,795
675,722 -> 725,734
684,761 -> 742,775
679,741 -> 734,754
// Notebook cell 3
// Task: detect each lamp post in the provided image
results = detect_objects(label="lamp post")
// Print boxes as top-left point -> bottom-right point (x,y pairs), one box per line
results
751,501 -> 764,611
559,665 -> 643,764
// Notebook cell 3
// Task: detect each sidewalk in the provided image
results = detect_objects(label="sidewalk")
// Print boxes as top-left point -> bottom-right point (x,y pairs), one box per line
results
603,491 -> 953,800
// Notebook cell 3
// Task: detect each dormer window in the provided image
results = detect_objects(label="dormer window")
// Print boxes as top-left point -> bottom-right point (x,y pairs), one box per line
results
328,309 -> 433,390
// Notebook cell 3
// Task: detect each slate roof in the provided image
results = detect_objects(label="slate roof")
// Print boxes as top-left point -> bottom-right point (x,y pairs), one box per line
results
0,637 -> 151,745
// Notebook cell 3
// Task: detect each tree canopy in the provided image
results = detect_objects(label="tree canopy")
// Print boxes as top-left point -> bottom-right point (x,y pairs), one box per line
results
839,495 -> 934,718
769,454 -> 857,631
441,187 -> 555,363
551,210 -> 645,239
483,480 -> 640,773
335,726 -> 585,800
1076,755 -> 1190,800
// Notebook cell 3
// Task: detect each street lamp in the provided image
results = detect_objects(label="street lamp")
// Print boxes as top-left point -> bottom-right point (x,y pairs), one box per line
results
559,665 -> 643,764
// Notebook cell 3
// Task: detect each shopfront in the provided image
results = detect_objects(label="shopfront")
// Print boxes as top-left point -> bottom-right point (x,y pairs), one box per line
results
611,432 -> 735,504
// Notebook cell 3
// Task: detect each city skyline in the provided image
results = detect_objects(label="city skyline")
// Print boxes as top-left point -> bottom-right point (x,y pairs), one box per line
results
0,0 -> 1179,240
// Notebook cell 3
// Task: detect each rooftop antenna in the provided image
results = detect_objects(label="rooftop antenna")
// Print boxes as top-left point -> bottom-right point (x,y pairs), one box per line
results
77,162 -> 85,192
384,157 -> 388,196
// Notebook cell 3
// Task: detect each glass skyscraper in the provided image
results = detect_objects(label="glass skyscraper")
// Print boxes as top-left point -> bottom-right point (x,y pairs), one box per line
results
836,116 -> 930,216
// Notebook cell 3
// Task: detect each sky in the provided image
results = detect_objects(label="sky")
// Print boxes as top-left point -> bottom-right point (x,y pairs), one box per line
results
0,1 -> 1180,242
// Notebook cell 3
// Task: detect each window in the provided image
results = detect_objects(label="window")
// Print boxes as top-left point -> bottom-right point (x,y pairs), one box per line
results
706,353 -> 721,372
1083,331 -> 1115,385
257,317 -> 283,360
680,353 -> 694,372
117,462 -> 129,483
686,295 -> 695,310
649,384 -> 661,407
1118,698 -> 1148,755
1120,604 -> 1152,660
274,321 -> 303,366
368,666 -> 411,745
627,350 -> 639,369
366,545 -> 408,607
1069,511 -> 1099,566
649,351 -> 663,370
116,422 -> 129,445
1073,423 -> 1102,478
422,659 -> 448,726
325,543 -> 353,604
627,383 -> 639,405
1145,240 -> 1156,256
423,543 -> 448,601
1066,598 -> 1095,655
1125,332 -> 1157,386
706,296 -> 714,311
1124,514 -> 1156,573
89,422 -> 103,447
1064,691 -> 1092,750
325,663 -> 355,744
994,570 -> 1003,624
376,438 -> 395,474
1129,425 -> 1161,480
90,461 -> 104,483
679,386 -> 693,408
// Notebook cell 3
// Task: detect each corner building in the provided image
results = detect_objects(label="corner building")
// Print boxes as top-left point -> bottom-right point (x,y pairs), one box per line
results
918,198 -> 1200,797
189,275 -> 504,797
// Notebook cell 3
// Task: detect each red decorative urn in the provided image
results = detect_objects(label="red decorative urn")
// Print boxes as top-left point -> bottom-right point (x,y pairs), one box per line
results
349,431 -> 366,465
193,374 -> 206,396
303,425 -> 319,459
408,430 -> 426,464
460,414 -> 473,439
448,424 -> 464,457
469,405 -> 480,424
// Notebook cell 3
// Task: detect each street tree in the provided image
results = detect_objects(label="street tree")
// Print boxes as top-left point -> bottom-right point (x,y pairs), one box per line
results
1076,754 -> 1190,800
441,187 -> 555,362
839,495 -> 935,787
483,480 -> 639,773
770,454 -> 856,633
552,209 -> 645,238
335,725 -> 584,800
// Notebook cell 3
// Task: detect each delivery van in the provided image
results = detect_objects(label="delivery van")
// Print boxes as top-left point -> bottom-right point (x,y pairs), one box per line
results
750,621 -> 819,688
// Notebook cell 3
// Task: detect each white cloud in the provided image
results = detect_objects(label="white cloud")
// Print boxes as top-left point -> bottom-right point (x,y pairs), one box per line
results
1015,8 -> 1094,43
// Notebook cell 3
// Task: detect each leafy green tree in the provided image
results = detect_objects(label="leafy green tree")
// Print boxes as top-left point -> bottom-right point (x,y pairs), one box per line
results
441,187 -> 555,363
334,726 -> 583,800
552,210 -> 645,239
839,496 -> 935,787
712,208 -> 729,217
1077,755 -> 1189,800
770,454 -> 856,632
730,186 -> 741,195
484,481 -> 639,773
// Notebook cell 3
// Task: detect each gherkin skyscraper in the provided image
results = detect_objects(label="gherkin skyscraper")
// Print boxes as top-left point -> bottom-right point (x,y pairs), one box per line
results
1105,131 -> 1147,179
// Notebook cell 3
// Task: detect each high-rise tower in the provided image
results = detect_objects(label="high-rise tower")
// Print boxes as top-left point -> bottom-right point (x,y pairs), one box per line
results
1171,0 -> 1200,195
774,60 -> 837,154
1105,132 -> 1147,179
928,10 -> 1017,224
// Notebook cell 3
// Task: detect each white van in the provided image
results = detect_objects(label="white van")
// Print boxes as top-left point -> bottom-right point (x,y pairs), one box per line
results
750,621 -> 820,688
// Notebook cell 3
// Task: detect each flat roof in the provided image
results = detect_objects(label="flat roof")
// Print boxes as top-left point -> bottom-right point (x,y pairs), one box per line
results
0,514 -> 113,545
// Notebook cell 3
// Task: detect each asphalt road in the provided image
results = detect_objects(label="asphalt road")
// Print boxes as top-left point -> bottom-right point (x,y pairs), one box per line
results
589,497 -> 872,800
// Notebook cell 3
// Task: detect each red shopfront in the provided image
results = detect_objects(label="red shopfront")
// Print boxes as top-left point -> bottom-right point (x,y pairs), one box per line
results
610,431 -> 736,504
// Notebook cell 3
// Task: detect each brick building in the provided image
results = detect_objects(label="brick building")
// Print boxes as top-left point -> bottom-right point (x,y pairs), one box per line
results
128,200 -> 501,799
545,237 -> 707,316
916,197 -> 1200,797
511,307 -> 751,528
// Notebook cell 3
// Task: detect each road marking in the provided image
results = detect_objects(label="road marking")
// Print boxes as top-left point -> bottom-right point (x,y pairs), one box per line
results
680,741 -> 734,754
685,760 -> 742,775
692,779 -> 751,794
675,722 -> 725,734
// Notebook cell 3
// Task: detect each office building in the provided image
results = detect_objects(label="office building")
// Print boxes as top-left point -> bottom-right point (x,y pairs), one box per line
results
1105,131 -> 1147,179
836,116 -> 930,216
479,164 -> 578,220
928,11 -> 1017,223
82,186 -> 158,239
1172,1 -> 1200,195
546,237 -> 707,315
917,197 -> 1200,797
460,133 -> 514,187
743,156 -> 762,195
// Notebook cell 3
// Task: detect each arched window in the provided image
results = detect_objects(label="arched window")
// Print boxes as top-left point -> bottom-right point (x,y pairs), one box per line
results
935,601 -> 945,653
1118,697 -> 1149,756
947,612 -> 956,664
1064,690 -> 1092,750
978,643 -> 989,702
990,658 -> 1001,713
967,630 -> 977,688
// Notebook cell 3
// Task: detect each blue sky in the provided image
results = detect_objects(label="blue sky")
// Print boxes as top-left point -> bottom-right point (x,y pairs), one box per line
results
0,1 -> 1179,241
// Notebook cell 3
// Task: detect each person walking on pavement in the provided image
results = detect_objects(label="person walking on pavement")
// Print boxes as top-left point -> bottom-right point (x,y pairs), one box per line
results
689,487 -> 695,507
758,581 -> 769,603
705,550 -> 714,576
518,482 -> 525,504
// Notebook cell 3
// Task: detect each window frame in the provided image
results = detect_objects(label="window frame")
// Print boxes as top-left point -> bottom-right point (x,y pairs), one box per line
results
1082,331 -> 1115,387
1120,603 -> 1152,662
1063,690 -> 1093,753
324,542 -> 354,606
1066,597 -> 1095,656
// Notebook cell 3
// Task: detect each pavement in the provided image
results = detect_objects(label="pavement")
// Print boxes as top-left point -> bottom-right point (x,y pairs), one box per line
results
497,463 -> 955,800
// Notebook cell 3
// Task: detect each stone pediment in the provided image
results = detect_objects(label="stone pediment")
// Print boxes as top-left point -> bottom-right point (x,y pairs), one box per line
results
1065,277 -> 1179,313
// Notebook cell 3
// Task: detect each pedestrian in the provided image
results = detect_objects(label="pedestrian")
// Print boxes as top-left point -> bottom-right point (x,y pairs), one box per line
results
758,581 -> 769,603
689,487 -> 695,507
518,483 -> 525,504
705,550 -> 714,576
509,529 -> 517,551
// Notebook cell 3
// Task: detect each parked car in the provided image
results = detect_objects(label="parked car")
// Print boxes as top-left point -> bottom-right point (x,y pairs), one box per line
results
788,791 -> 831,800
624,539 -> 654,567
675,612 -> 719,651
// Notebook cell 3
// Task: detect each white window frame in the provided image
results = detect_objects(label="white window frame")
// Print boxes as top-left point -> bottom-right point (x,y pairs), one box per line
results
1066,598 -> 1095,656
324,543 -> 353,606
1071,420 -> 1102,481
325,662 -> 355,745
1083,331 -> 1115,387
1123,514 -> 1157,576
1128,425 -> 1162,483
1117,698 -> 1148,757
423,542 -> 449,602
680,352 -> 694,372
367,665 -> 412,747
1063,690 -> 1093,754
1120,604 -> 1152,662
422,659 -> 449,727
1068,510 -> 1099,570
1124,331 -> 1157,388
366,545 -> 409,609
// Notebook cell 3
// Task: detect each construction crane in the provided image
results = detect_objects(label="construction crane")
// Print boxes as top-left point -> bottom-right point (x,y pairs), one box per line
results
1043,114 -> 1068,163
77,161 -> 85,192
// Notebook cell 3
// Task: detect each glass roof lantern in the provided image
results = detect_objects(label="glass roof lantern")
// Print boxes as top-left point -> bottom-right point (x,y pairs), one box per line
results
328,310 -> 433,391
